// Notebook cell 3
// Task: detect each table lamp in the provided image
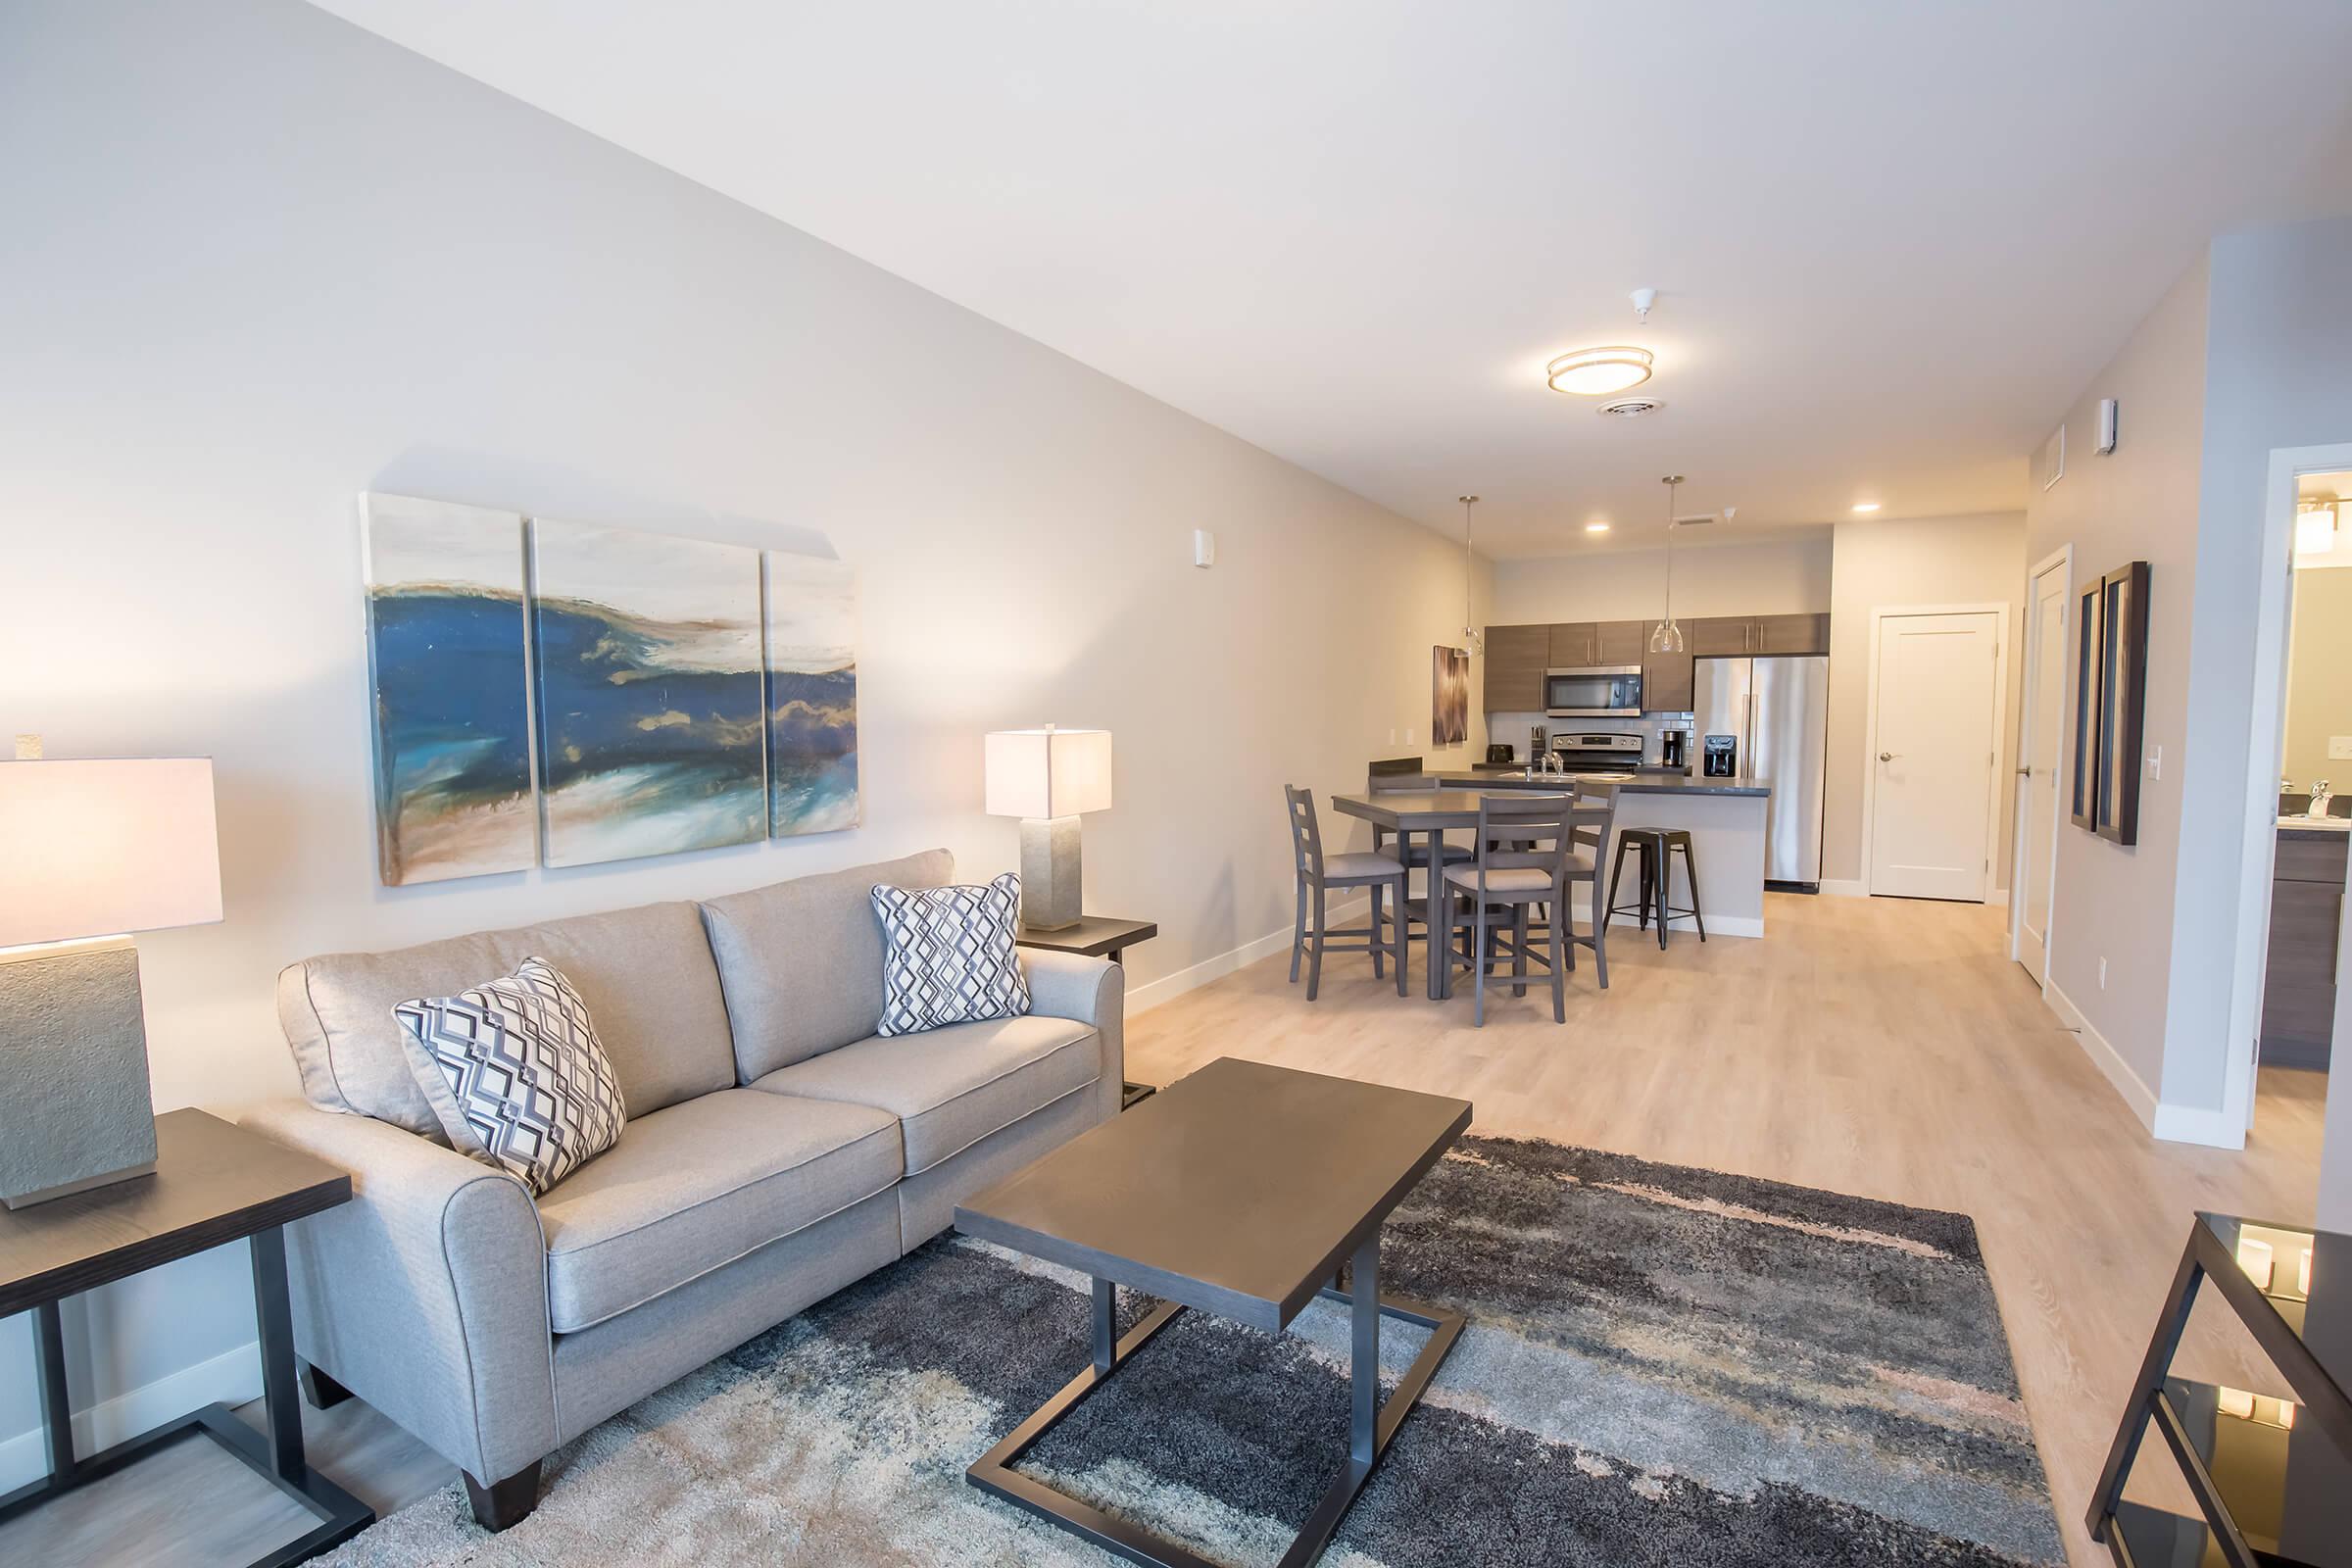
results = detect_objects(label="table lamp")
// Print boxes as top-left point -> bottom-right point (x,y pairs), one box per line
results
984,727 -> 1111,932
0,757 -> 223,1208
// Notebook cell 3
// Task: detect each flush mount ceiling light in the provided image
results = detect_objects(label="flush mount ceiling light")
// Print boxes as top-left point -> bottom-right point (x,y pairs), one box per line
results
1585,520 -> 1611,533
1851,501 -> 1882,514
1546,346 -> 1654,396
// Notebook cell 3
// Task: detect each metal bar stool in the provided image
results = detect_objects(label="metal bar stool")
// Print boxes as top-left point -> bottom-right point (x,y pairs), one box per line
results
1285,784 -> 1408,1001
1605,827 -> 1706,948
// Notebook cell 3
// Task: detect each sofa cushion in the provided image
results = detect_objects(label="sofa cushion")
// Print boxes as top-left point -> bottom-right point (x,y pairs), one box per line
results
870,873 -> 1031,1037
698,849 -> 955,1082
746,1014 -> 1099,1175
281,901 -> 739,1140
534,1088 -> 902,1333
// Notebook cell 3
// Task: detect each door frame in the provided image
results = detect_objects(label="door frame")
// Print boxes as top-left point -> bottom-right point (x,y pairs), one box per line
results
2008,547 -> 2073,989
1860,602 -> 2013,901
2222,441 -> 2352,1139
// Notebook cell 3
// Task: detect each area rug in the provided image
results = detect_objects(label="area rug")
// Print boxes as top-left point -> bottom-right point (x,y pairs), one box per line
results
322,1136 -> 2064,1566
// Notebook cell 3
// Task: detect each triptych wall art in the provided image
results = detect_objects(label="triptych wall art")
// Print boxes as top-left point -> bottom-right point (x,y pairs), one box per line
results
362,493 -> 859,887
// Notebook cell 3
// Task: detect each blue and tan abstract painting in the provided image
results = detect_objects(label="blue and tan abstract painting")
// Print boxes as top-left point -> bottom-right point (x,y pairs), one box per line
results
529,520 -> 766,867
763,552 -> 859,836
361,494 -> 536,886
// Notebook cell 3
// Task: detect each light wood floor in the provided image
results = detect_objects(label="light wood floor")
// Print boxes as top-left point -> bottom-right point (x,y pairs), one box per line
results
6,891 -> 2324,1566
1128,890 -> 2328,1568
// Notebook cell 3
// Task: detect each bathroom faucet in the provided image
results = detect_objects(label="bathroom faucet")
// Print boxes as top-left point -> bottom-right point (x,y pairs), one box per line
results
2311,779 -> 2333,818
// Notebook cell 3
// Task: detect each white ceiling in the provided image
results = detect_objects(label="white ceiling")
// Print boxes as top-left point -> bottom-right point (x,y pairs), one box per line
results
313,1 -> 2352,559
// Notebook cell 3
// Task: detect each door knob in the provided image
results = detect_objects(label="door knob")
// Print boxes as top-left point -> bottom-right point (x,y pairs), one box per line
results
2017,765 -> 2033,777
1879,752 -> 1898,762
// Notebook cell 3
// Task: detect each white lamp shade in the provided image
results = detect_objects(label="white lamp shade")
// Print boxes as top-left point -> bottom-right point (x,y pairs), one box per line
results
984,729 -> 1112,819
0,760 -> 224,948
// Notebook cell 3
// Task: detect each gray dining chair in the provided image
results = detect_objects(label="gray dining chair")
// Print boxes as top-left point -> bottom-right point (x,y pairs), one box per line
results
1365,760 -> 1472,958
1439,793 -> 1578,1025
1285,784 -> 1408,1002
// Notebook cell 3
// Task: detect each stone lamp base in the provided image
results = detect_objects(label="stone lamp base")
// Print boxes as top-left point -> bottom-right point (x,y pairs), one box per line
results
0,937 -> 161,1208
1019,814 -> 1084,931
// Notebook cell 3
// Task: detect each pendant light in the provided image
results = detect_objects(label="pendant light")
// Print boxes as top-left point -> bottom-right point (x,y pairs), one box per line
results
1648,475 -> 1686,655
1456,495 -> 1484,657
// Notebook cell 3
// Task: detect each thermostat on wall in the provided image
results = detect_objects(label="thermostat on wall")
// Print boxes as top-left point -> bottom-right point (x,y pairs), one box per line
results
1193,529 -> 1215,568
2095,398 -> 2119,455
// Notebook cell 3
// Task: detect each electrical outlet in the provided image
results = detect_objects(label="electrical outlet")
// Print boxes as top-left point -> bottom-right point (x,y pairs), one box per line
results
2098,956 -> 2108,990
2330,736 -> 2352,760
2146,746 -> 2161,780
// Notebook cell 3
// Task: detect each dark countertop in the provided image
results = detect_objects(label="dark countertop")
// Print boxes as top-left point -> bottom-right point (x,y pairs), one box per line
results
1428,770 -> 1770,800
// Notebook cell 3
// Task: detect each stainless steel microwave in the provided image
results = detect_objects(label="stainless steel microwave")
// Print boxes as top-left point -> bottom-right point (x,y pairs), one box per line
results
1544,665 -> 1643,717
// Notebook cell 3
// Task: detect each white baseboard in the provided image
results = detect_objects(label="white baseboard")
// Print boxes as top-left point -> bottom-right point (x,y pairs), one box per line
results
1818,879 -> 1869,898
0,1338 -> 261,1493
2046,980 -> 2157,1132
1987,886 -> 2011,908
2041,981 -> 2242,1148
1126,894 -> 1370,1015
2151,1101 -> 2246,1150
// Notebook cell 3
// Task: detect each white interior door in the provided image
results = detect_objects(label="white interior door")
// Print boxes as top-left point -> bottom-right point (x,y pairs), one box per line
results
1870,611 -> 2000,901
2017,564 -> 2067,980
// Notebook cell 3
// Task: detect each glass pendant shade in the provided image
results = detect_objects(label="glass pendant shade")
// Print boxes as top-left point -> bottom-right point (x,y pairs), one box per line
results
1648,618 -> 1685,655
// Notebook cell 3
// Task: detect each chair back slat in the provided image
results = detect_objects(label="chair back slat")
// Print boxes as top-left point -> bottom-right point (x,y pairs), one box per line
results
1284,783 -> 1324,876
1475,793 -> 1574,889
1569,779 -> 1620,856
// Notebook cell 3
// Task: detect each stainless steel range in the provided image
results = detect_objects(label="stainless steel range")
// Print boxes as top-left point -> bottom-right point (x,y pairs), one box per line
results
1548,731 -> 1644,774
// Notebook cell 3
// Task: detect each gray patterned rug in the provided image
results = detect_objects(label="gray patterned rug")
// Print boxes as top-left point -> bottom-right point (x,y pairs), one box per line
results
324,1137 -> 2063,1566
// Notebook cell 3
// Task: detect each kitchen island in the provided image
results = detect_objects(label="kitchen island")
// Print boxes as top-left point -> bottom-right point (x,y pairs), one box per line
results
1335,772 -> 1774,983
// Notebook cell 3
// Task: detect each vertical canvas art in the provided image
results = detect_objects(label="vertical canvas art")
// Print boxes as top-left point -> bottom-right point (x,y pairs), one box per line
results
530,520 -> 766,867
1432,644 -> 1469,747
361,494 -> 536,886
763,552 -> 860,836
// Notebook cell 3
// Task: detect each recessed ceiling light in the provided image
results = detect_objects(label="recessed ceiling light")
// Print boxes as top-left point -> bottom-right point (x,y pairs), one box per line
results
1585,521 -> 1610,533
1851,502 -> 1881,514
1546,346 -> 1653,396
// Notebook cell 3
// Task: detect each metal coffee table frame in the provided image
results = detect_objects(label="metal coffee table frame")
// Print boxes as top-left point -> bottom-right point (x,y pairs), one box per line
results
966,1231 -> 1466,1568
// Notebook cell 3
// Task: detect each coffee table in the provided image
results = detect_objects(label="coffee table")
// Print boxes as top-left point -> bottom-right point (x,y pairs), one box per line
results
954,1056 -> 1471,1568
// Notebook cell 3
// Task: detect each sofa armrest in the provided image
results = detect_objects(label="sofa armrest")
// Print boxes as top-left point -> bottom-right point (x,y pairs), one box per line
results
1020,950 -> 1125,1122
240,1100 -> 556,1484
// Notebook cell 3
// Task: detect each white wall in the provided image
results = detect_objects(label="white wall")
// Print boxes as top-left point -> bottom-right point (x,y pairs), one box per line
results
2025,216 -> 2352,1148
2021,257 -> 2210,1116
0,0 -> 1487,1473
1489,534 -> 1833,625
1823,513 -> 2028,890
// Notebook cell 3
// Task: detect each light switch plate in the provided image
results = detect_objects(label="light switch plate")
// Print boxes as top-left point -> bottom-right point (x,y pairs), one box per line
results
2330,736 -> 2352,760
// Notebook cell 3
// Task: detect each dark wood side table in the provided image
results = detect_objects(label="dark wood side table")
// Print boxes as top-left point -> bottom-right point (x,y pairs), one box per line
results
1017,916 -> 1159,1109
2084,1210 -> 2350,1566
0,1107 -> 373,1566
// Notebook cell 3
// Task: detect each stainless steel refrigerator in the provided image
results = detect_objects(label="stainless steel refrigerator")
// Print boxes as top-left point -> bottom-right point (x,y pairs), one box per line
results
1692,655 -> 1829,891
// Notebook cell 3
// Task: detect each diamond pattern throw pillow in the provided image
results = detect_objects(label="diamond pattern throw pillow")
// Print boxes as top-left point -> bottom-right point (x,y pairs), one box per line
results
871,872 -> 1033,1036
392,956 -> 626,1195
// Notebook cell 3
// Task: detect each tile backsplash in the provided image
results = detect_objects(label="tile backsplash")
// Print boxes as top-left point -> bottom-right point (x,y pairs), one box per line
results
1486,710 -> 1695,765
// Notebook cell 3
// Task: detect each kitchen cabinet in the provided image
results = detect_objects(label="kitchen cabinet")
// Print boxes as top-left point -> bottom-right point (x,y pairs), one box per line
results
1548,621 -> 1592,665
1482,623 -> 1550,713
2261,826 -> 2345,1069
1755,612 -> 1831,655
1593,619 -> 1646,663
1689,616 -> 1754,656
1642,622 -> 1694,712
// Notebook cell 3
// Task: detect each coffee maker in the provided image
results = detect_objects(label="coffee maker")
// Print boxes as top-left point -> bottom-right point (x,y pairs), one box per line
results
1659,729 -> 1689,770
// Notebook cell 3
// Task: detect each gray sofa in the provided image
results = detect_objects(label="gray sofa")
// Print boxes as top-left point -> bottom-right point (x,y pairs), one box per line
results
241,849 -> 1121,1530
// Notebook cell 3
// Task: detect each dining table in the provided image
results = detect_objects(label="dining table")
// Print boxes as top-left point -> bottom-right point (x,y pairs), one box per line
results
1330,789 -> 1611,1001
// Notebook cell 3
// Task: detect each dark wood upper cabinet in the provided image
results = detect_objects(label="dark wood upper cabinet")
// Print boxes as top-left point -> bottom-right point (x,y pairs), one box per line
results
1688,616 -> 1753,656
1641,624 -> 1694,712
1592,620 -> 1646,664
1754,612 -> 1831,656
1481,624 -> 1550,713
1547,622 -> 1594,665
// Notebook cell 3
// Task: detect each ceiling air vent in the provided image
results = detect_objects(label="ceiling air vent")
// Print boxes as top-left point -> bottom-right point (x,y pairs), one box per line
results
1673,513 -> 1718,527
1598,396 -> 1663,417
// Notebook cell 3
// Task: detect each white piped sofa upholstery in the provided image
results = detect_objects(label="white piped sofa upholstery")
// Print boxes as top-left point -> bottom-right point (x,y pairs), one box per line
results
241,849 -> 1121,1530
